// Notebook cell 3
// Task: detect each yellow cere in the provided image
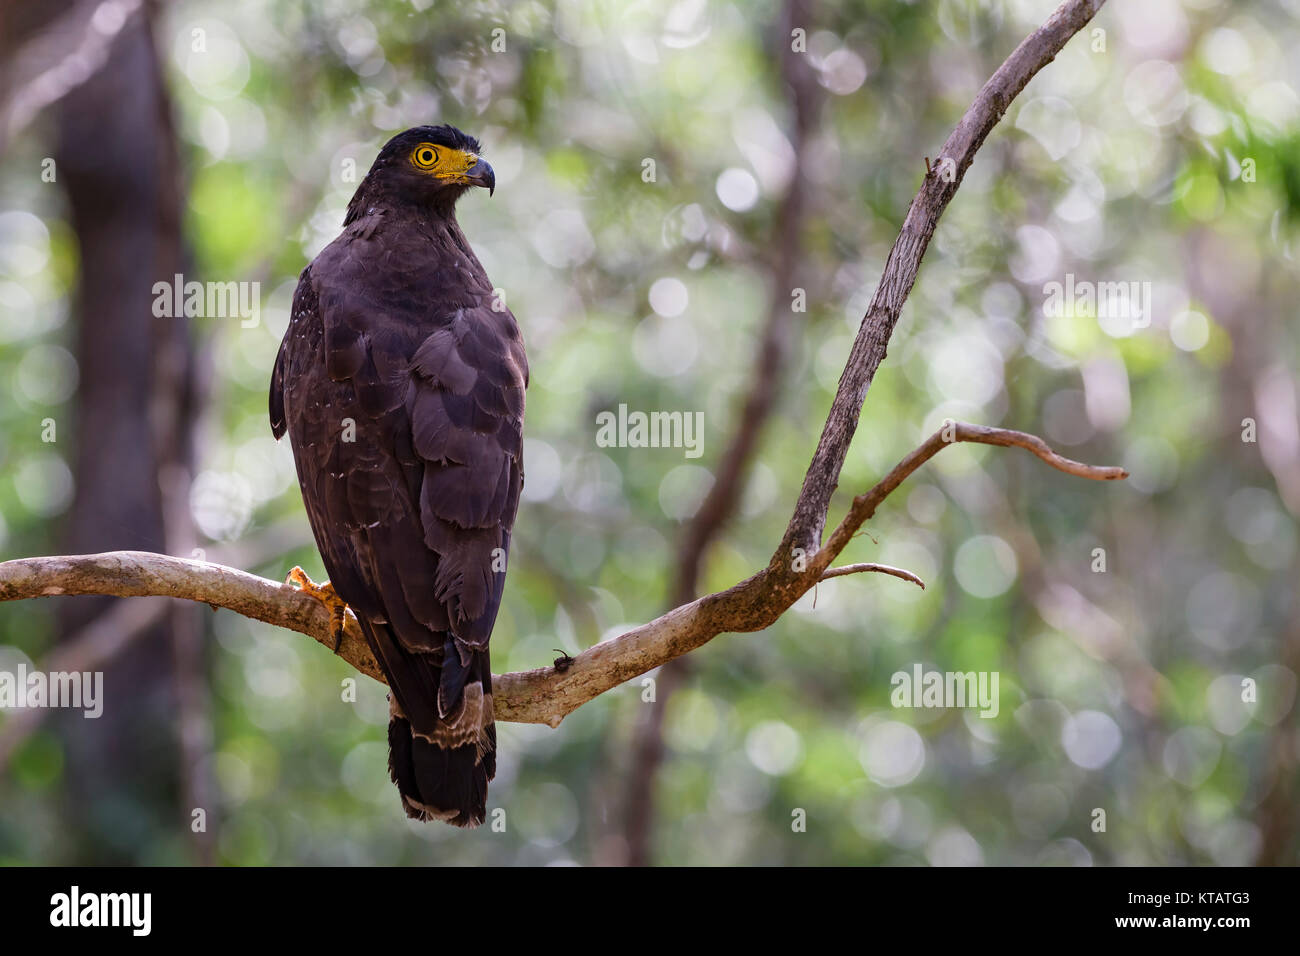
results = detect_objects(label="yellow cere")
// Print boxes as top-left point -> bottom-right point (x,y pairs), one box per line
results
410,143 -> 479,182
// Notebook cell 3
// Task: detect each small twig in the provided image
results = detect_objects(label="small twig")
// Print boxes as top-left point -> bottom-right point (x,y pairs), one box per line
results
815,421 -> 1125,573
819,563 -> 926,589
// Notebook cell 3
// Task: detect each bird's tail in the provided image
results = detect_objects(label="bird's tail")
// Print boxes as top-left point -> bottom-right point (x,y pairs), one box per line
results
361,621 -> 496,827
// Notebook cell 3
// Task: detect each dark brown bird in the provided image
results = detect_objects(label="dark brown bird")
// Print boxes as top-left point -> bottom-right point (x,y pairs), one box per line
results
269,125 -> 526,826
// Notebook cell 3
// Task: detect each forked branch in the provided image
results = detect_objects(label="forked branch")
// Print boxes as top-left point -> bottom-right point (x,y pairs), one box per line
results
0,421 -> 1123,730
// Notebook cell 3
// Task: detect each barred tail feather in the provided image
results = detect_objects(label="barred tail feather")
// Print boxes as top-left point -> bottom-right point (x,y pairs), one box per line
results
360,620 -> 496,827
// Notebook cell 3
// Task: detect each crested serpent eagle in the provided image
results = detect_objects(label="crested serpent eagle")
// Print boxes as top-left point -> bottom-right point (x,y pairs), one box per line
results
270,125 -> 526,826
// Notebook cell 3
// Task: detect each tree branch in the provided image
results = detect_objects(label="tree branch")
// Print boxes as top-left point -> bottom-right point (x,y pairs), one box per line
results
0,552 -> 383,681
0,422 -> 1122,734
778,0 -> 1107,563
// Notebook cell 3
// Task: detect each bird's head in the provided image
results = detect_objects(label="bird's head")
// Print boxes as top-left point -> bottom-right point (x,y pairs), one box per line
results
346,125 -> 495,223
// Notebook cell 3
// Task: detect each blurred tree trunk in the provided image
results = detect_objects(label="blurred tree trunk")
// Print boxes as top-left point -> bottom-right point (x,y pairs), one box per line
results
614,0 -> 823,866
49,0 -> 205,863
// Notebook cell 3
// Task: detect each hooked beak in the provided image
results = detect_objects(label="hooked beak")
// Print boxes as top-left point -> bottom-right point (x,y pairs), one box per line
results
464,158 -> 495,196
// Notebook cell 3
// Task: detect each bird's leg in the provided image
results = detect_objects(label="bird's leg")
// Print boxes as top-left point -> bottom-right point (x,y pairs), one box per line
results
286,566 -> 350,653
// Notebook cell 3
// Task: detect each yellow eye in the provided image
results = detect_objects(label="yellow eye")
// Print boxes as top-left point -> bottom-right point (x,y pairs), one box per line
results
412,145 -> 439,169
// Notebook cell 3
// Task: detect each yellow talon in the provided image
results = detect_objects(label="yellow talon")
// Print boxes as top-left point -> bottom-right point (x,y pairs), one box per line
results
286,566 -> 350,653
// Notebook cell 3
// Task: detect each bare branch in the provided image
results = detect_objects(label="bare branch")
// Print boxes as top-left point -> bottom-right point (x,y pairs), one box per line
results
779,0 -> 1107,561
820,563 -> 926,589
0,551 -> 383,681
816,422 -> 1127,570
0,420 -> 1122,734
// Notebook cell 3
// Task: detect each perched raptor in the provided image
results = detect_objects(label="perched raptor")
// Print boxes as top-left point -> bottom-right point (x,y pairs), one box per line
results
270,125 -> 526,826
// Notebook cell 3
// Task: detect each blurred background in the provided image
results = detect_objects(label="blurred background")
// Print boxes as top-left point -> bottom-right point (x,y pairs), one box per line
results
0,0 -> 1297,866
